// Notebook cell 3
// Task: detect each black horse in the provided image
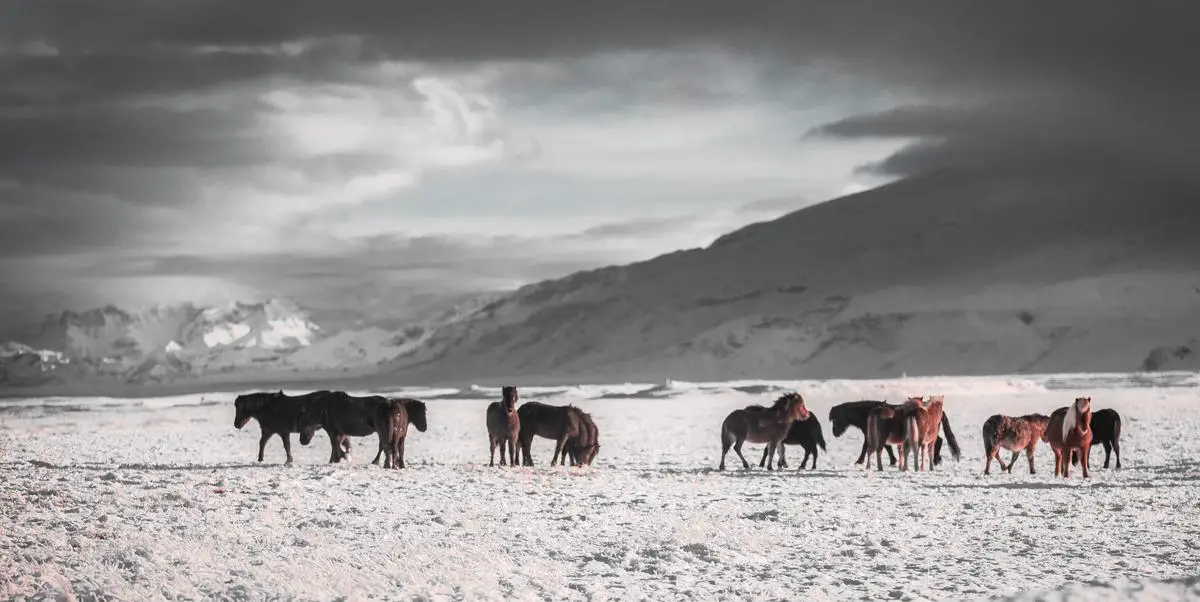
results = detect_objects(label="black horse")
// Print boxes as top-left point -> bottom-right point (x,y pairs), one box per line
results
1073,408 -> 1123,469
233,390 -> 331,464
759,413 -> 827,470
298,391 -> 394,464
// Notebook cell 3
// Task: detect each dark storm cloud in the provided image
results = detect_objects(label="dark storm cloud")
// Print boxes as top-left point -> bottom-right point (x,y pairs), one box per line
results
3,0 -> 1199,321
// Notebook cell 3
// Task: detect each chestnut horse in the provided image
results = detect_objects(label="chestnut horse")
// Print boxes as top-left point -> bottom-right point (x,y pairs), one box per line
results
903,395 -> 954,472
981,413 -> 1050,475
486,386 -> 521,467
719,393 -> 811,471
567,409 -> 600,467
1045,397 -> 1093,478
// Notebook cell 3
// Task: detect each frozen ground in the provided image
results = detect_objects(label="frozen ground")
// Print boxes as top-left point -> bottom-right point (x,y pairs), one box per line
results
1,373 -> 1199,601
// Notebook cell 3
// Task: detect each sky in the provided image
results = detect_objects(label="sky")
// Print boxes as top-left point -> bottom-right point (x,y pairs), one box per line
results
1,1 -> 1197,330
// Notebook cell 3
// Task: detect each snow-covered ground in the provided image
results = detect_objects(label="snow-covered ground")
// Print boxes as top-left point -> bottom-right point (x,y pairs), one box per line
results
2,373 -> 1198,601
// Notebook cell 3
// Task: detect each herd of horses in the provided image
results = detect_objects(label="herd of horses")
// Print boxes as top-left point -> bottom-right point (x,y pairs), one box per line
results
231,387 -> 1123,478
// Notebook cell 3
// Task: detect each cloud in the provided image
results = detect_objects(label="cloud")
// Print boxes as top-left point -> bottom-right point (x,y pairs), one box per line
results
2,1 -> 1197,326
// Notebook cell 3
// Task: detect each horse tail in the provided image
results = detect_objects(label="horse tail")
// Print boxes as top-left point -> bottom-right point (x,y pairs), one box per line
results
1112,412 -> 1122,444
865,411 -> 879,451
904,415 -> 920,453
815,419 -> 827,451
940,413 -> 962,461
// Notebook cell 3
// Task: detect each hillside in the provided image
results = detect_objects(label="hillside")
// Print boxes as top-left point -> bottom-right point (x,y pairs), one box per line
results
366,168 -> 1200,385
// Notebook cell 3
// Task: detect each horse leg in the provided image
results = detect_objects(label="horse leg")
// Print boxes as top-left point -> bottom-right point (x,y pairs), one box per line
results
1081,445 -> 1090,479
507,439 -> 518,469
765,442 -> 777,471
489,436 -> 498,467
397,435 -> 406,469
257,431 -> 272,462
886,444 -> 898,466
551,437 -> 566,467
1005,451 -> 1019,473
855,439 -> 869,465
758,446 -> 768,468
1025,446 -> 1037,474
734,438 -> 751,470
281,432 -> 294,465
1113,437 -> 1121,469
1063,449 -> 1072,478
777,443 -> 787,469
1102,441 -> 1112,469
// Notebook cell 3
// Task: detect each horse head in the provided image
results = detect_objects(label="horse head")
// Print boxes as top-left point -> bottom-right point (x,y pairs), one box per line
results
783,392 -> 811,421
1061,397 -> 1092,441
233,392 -> 275,429
406,399 -> 429,433
501,386 -> 519,413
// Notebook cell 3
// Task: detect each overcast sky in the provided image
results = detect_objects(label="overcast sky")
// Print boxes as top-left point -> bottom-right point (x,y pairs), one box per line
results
1,1 -> 1196,328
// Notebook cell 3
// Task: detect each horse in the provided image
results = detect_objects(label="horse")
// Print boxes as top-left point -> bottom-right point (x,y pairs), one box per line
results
567,409 -> 600,467
1072,408 -> 1122,470
718,392 -> 812,471
758,413 -> 827,470
903,395 -> 959,471
233,390 -> 331,464
981,413 -> 1050,475
829,400 -> 945,466
516,401 -> 587,466
297,391 -> 392,464
1045,397 -> 1094,478
375,398 -> 428,469
865,404 -> 911,471
486,386 -> 522,467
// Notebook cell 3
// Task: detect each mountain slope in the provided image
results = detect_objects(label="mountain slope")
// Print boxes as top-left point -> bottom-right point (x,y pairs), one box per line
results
372,169 -> 1200,384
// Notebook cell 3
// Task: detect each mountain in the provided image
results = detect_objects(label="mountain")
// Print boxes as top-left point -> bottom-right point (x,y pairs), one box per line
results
0,293 -> 502,391
365,168 -> 1200,385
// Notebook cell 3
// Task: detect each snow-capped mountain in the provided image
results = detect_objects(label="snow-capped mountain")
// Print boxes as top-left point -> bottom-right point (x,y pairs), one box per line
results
360,168 -> 1200,385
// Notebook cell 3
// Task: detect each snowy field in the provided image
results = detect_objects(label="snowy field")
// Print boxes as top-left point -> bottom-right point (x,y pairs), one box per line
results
2,373 -> 1200,601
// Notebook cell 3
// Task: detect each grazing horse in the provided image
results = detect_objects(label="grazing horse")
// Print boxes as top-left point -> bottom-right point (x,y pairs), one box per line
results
375,398 -> 428,469
759,413 -> 827,470
981,413 -> 1050,475
1072,408 -> 1122,470
829,400 -> 945,466
486,386 -> 522,467
1045,397 -> 1094,478
297,392 -> 392,464
517,401 -> 587,466
718,392 -> 812,471
233,390 -> 330,464
567,409 -> 600,467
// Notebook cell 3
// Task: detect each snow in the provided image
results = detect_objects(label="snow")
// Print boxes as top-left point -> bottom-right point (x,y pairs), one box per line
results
201,322 -> 252,347
1,372 -> 1197,600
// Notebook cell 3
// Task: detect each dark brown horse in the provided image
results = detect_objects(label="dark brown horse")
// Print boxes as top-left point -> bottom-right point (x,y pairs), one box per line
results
1072,408 -> 1122,469
567,409 -> 600,467
233,390 -> 330,464
486,386 -> 521,467
297,392 -> 392,464
517,401 -> 587,467
375,398 -> 428,469
865,403 -> 911,471
982,413 -> 1050,475
758,413 -> 827,470
719,392 -> 812,471
829,400 -> 945,466
1045,397 -> 1093,478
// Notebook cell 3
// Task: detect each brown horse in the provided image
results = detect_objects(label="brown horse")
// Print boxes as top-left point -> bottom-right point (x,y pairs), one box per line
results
981,413 -> 1050,475
866,404 -> 911,471
233,390 -> 331,464
486,386 -> 521,467
1045,397 -> 1094,478
718,392 -> 812,471
567,409 -> 600,467
517,401 -> 587,467
375,398 -> 428,469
